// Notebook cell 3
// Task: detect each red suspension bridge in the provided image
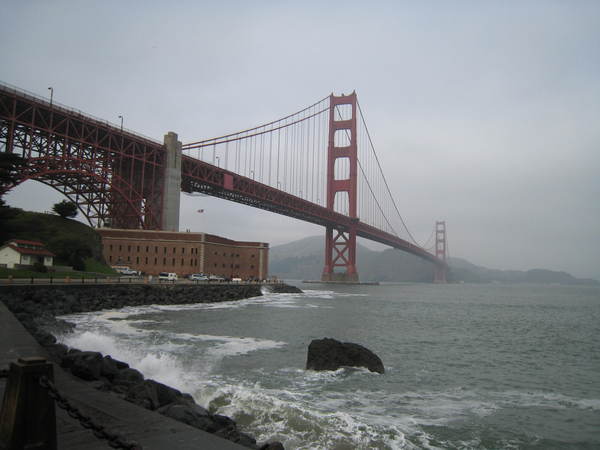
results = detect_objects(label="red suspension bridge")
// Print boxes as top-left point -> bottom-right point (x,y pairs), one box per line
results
0,82 -> 448,282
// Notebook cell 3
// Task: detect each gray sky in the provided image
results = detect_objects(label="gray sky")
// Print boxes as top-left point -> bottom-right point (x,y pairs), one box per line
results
2,1 -> 599,279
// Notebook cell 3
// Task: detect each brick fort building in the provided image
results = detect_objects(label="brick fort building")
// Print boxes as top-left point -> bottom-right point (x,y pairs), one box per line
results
98,229 -> 268,279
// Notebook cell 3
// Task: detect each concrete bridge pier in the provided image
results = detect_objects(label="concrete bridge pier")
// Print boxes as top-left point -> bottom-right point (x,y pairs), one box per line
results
162,132 -> 182,231
434,265 -> 448,283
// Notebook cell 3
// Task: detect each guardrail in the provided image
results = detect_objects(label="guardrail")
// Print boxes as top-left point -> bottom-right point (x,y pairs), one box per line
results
0,357 -> 139,449
0,276 -> 281,286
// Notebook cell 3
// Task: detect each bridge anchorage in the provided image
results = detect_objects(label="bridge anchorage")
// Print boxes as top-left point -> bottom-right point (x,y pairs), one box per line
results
0,81 -> 448,283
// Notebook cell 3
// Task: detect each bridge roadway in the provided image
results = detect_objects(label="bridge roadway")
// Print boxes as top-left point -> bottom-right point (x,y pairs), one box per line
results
0,301 -> 246,449
0,82 -> 444,269
182,158 -> 443,267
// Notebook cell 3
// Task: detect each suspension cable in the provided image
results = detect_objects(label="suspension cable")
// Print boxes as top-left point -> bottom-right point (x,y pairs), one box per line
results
183,95 -> 330,147
183,106 -> 329,150
333,105 -> 395,231
356,99 -> 422,246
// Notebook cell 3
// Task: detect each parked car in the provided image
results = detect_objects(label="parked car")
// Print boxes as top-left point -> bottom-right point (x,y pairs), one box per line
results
113,266 -> 139,276
208,274 -> 226,281
188,273 -> 209,281
158,272 -> 178,281
119,268 -> 139,276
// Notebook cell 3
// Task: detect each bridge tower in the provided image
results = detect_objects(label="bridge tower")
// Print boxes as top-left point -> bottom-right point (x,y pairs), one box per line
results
161,132 -> 182,231
433,220 -> 448,283
322,93 -> 359,282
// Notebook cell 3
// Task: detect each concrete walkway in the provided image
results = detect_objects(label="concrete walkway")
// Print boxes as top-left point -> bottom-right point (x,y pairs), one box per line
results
0,302 -> 246,449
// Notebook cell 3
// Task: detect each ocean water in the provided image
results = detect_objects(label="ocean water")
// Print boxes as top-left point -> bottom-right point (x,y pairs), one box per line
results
56,283 -> 600,449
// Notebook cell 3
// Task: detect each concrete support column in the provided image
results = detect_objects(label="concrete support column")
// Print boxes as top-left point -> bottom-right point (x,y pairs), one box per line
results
162,132 -> 182,231
258,243 -> 269,280
199,234 -> 206,274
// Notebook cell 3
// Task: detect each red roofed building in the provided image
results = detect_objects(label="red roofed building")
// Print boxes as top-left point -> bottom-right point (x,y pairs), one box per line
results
0,239 -> 55,269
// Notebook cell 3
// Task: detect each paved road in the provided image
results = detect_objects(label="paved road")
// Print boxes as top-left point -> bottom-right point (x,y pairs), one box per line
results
0,277 -> 277,287
0,302 -> 246,449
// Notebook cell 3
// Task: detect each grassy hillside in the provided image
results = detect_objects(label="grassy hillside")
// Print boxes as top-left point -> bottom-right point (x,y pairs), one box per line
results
0,206 -> 114,274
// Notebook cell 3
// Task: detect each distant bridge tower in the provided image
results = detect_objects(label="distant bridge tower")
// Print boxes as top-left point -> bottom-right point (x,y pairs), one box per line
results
433,220 -> 448,283
322,93 -> 359,282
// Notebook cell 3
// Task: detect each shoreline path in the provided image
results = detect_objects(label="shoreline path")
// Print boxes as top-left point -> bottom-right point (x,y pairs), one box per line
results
0,300 -> 249,449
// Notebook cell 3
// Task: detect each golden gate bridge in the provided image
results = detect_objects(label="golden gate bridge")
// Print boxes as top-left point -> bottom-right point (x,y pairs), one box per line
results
0,82 -> 448,282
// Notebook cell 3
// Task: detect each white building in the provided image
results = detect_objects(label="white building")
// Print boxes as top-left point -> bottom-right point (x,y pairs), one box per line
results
0,239 -> 55,269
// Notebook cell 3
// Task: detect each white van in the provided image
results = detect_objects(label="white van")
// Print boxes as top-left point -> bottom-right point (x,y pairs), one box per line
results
158,272 -> 178,281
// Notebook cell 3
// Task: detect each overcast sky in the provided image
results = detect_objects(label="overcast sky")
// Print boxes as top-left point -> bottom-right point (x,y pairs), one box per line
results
2,1 -> 599,279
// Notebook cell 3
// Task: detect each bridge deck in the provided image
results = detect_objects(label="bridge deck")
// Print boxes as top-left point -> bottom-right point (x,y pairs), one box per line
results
1,82 -> 446,270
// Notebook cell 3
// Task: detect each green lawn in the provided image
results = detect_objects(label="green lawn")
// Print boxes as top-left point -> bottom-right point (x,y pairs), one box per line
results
1,207 -> 118,277
84,257 -> 118,275
0,260 -> 116,279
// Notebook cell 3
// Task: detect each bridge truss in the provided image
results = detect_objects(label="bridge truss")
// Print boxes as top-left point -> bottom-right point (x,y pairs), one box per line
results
0,81 -> 447,282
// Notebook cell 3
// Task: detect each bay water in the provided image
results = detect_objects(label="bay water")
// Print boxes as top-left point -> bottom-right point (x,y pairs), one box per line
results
56,282 -> 600,449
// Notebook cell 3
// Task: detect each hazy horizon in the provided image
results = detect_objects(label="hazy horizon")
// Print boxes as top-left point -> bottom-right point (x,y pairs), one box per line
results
2,1 -> 599,280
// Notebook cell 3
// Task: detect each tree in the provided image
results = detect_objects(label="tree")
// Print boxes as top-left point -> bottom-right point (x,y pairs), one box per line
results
48,236 -> 92,271
52,200 -> 78,219
0,152 -> 26,197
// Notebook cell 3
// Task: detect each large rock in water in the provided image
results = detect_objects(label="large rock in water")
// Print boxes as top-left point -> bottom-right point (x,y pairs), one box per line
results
306,338 -> 384,374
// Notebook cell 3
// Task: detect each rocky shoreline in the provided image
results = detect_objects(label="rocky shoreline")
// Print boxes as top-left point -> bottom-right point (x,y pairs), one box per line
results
0,283 -> 302,449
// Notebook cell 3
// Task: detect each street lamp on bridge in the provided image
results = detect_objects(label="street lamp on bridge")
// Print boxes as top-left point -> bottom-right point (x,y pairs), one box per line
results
215,156 -> 220,168
47,87 -> 53,107
118,115 -> 123,132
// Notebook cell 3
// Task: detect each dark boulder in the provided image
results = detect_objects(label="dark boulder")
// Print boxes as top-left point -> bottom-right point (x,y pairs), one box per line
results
306,338 -> 384,374
113,367 -> 144,386
45,343 -> 68,360
157,403 -> 213,430
113,358 -> 130,370
259,442 -> 285,450
145,379 -> 182,407
125,381 -> 160,410
212,413 -> 237,432
215,428 -> 257,448
60,349 -> 82,369
235,432 -> 258,448
70,351 -> 104,380
270,284 -> 302,294
100,356 -> 120,380
33,330 -> 57,346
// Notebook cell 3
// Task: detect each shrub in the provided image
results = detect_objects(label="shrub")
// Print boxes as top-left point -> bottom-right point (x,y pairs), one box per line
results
32,261 -> 48,273
52,200 -> 78,219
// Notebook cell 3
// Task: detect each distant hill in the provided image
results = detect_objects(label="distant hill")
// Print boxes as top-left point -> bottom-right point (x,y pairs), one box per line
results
448,256 -> 598,285
269,236 -> 598,285
270,236 -> 437,282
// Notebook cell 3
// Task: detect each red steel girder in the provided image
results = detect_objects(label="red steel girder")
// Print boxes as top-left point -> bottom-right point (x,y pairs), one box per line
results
0,84 -> 165,229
